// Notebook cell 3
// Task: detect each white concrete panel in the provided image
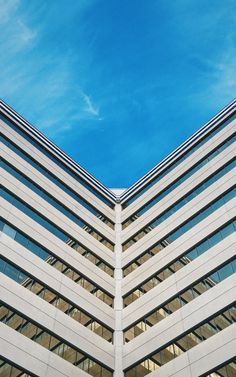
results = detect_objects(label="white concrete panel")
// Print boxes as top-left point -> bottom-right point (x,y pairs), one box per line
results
121,118 -> 235,220
120,102 -> 235,207
121,192 -> 235,269
0,194 -> 115,269
1,99 -> 235,377
1,144 -> 115,240
122,236 -> 235,327
122,208 -> 235,295
122,144 -> 235,240
144,324 -> 236,377
0,209 -> 115,294
0,238 -> 115,328
123,276 -> 236,368
0,202 -> 115,288
121,169 -> 234,247
0,275 -> 114,369
0,323 -> 100,377
1,120 -> 115,221
2,170 -> 115,259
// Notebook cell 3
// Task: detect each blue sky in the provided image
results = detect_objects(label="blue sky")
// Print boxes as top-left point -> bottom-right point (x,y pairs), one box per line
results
1,0 -> 235,188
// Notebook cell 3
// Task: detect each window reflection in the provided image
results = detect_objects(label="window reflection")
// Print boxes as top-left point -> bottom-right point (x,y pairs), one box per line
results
125,305 -> 236,376
0,303 -> 113,377
123,220 -> 236,307
124,258 -> 236,342
0,257 -> 113,342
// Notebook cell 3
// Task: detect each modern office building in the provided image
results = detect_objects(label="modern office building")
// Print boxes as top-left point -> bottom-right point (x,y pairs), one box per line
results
0,98 -> 235,377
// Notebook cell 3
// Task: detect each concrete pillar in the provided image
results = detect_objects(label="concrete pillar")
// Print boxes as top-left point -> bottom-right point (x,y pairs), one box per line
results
114,203 -> 124,377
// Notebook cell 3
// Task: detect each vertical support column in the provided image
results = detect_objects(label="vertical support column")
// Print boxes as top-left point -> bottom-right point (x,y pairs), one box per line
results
114,203 -> 124,377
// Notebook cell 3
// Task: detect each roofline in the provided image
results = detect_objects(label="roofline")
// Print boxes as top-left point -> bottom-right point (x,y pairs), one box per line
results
1,98 -> 235,205
119,98 -> 236,203
0,99 -> 117,204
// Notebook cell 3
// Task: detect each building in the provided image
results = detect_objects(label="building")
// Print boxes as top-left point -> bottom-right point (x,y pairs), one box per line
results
0,99 -> 235,377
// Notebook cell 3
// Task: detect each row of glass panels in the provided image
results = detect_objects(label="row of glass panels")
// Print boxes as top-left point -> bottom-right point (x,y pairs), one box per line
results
124,258 -> 236,341
122,187 -> 235,277
1,114 -> 115,208
1,187 -> 115,279
123,135 -> 235,249
1,134 -> 115,228
122,113 -> 235,209
2,158 -> 114,250
125,304 -> 236,376
0,217 -> 114,306
0,302 -> 112,377
0,256 -> 113,341
123,220 -> 235,306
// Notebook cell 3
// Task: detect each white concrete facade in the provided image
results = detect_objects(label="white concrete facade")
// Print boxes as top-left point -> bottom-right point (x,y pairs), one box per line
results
0,99 -> 235,377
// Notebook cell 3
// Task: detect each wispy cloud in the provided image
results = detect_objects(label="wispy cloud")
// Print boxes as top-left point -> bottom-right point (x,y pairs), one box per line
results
81,92 -> 99,116
0,0 -> 37,51
0,0 -> 104,138
187,39 -> 236,110
81,91 -> 103,120
17,19 -> 37,44
0,0 -> 235,187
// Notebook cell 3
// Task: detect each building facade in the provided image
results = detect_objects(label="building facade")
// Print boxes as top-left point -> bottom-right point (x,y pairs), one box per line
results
0,99 -> 235,377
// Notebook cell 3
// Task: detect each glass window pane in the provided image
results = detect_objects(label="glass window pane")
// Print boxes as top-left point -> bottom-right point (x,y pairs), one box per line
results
180,288 -> 194,305
0,362 -> 11,377
0,306 -> 9,321
218,263 -> 233,281
160,346 -> 175,365
8,365 -> 22,377
30,281 -> 44,296
0,259 -> 6,273
168,297 -> 182,312
20,320 -> 38,339
15,232 -> 29,248
36,331 -> 51,349
7,313 -> 23,331
4,263 -> 19,282
2,224 -> 16,239
57,298 -> 70,313
197,241 -> 208,255
0,219 -> 4,232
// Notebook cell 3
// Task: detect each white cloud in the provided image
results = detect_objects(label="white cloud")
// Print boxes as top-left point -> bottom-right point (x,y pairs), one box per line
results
81,92 -> 100,117
0,0 -> 37,52
190,41 -> 236,109
17,19 -> 37,44
0,1 -> 103,138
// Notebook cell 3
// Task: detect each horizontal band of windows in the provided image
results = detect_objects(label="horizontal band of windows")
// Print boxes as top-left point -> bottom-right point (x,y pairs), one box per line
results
124,304 -> 236,377
0,302 -> 113,377
123,219 -> 236,303
1,135 -> 114,228
122,187 -> 235,274
0,219 -> 113,306
0,257 -> 113,342
2,187 -> 115,272
122,133 -> 235,232
124,258 -> 236,342
200,358 -> 236,377
1,114 -> 115,208
0,357 -> 37,377
2,159 -> 114,249
123,155 -> 235,250
0,217 -> 114,277
122,113 -> 235,209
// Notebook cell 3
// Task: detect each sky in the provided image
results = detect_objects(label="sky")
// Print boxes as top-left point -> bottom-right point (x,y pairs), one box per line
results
0,0 -> 235,188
